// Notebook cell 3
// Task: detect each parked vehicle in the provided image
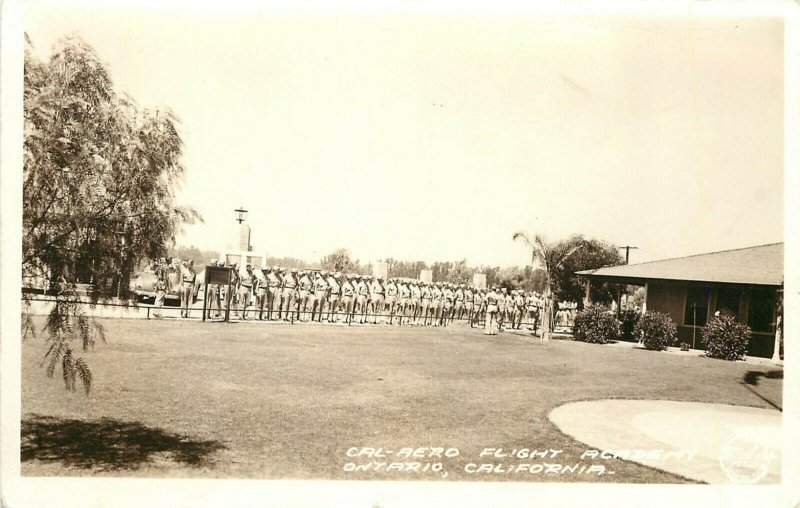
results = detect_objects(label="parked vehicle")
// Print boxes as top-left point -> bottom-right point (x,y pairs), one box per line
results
131,266 -> 204,305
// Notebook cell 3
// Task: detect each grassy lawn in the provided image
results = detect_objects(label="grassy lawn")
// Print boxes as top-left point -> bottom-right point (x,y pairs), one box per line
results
21,317 -> 783,482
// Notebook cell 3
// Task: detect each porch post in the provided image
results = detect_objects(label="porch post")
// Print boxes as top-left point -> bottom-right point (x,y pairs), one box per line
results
771,287 -> 783,364
642,282 -> 648,315
583,278 -> 592,308
771,316 -> 782,364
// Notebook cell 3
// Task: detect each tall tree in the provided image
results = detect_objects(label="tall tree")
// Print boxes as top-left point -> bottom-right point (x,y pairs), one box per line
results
22,34 -> 200,393
553,236 -> 624,307
512,232 -> 586,340
320,248 -> 355,273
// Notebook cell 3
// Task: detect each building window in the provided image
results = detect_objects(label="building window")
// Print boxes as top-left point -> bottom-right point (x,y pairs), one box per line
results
715,287 -> 741,319
748,288 -> 776,333
684,286 -> 709,327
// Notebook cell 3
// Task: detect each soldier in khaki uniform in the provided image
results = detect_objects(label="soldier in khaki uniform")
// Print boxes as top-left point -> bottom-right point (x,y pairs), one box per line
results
369,277 -> 385,324
397,280 -> 411,325
312,271 -> 329,322
419,282 -> 432,326
431,283 -> 443,327
205,260 -> 222,319
441,284 -> 455,326
453,284 -> 465,322
485,287 -> 500,335
297,270 -> 313,321
341,275 -> 356,325
266,266 -> 282,320
238,264 -> 255,320
471,288 -> 483,328
326,272 -> 341,323
254,265 -> 269,320
153,258 -> 170,319
463,286 -> 474,324
409,281 -> 421,325
513,290 -> 526,330
281,269 -> 298,322
179,260 -> 196,318
356,275 -> 370,324
385,278 -> 399,324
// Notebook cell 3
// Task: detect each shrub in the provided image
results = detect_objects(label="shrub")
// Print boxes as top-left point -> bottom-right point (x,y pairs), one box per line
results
573,306 -> 619,344
620,309 -> 640,342
634,311 -> 678,351
680,342 -> 690,352
702,316 -> 751,361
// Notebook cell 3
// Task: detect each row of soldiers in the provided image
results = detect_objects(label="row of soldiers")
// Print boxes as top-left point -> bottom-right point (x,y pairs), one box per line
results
205,264 -> 545,331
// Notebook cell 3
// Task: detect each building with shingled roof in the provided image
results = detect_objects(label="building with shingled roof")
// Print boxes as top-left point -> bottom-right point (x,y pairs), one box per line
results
577,243 -> 783,358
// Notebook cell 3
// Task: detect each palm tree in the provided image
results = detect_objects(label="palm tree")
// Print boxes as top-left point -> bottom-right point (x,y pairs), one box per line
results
512,232 -> 586,341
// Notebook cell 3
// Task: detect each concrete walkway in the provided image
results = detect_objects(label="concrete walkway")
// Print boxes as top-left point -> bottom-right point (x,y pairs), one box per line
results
549,399 -> 781,484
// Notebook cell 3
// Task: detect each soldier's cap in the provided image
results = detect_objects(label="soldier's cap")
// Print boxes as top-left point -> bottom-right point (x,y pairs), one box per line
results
291,268 -> 297,273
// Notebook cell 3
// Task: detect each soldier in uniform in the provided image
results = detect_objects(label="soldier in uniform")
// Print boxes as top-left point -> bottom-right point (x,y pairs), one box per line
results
206,260 -> 222,319
254,264 -> 269,320
409,281 -> 421,325
471,288 -> 483,328
281,268 -> 298,322
514,290 -> 526,330
453,284 -> 465,322
441,283 -> 454,326
506,289 -> 517,329
229,263 -> 240,318
356,275 -> 370,324
179,260 -> 196,318
385,278 -> 399,325
419,282 -> 431,326
485,286 -> 500,335
505,289 -> 517,330
463,286 -> 474,325
326,272 -> 341,323
312,271 -> 329,322
369,277 -> 385,324
526,291 -> 539,331
266,266 -> 281,320
431,283 -> 443,327
496,287 -> 507,331
153,258 -> 169,319
341,275 -> 356,324
237,264 -> 255,320
297,270 -> 313,321
397,280 -> 411,325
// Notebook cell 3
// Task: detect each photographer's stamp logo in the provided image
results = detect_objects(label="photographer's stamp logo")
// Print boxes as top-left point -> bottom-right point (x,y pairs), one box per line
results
719,433 -> 777,484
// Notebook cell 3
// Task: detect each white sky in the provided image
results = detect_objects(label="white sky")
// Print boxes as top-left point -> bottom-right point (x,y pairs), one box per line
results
24,6 -> 784,267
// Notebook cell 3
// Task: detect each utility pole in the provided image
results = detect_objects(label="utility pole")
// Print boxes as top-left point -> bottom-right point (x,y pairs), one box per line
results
618,245 -> 638,265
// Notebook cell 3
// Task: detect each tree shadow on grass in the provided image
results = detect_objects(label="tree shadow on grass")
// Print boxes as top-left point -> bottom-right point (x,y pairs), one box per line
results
22,414 -> 225,471
741,370 -> 783,412
743,369 -> 783,386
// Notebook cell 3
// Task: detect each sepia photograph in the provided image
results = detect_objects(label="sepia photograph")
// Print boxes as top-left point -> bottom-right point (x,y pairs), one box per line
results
2,0 -> 798,506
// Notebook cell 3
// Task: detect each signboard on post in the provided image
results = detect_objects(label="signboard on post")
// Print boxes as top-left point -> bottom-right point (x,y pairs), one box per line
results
419,269 -> 433,283
472,273 -> 487,289
203,266 -> 233,322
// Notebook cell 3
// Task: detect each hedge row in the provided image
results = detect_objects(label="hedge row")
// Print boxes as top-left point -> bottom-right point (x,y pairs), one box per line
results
572,307 -> 752,360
